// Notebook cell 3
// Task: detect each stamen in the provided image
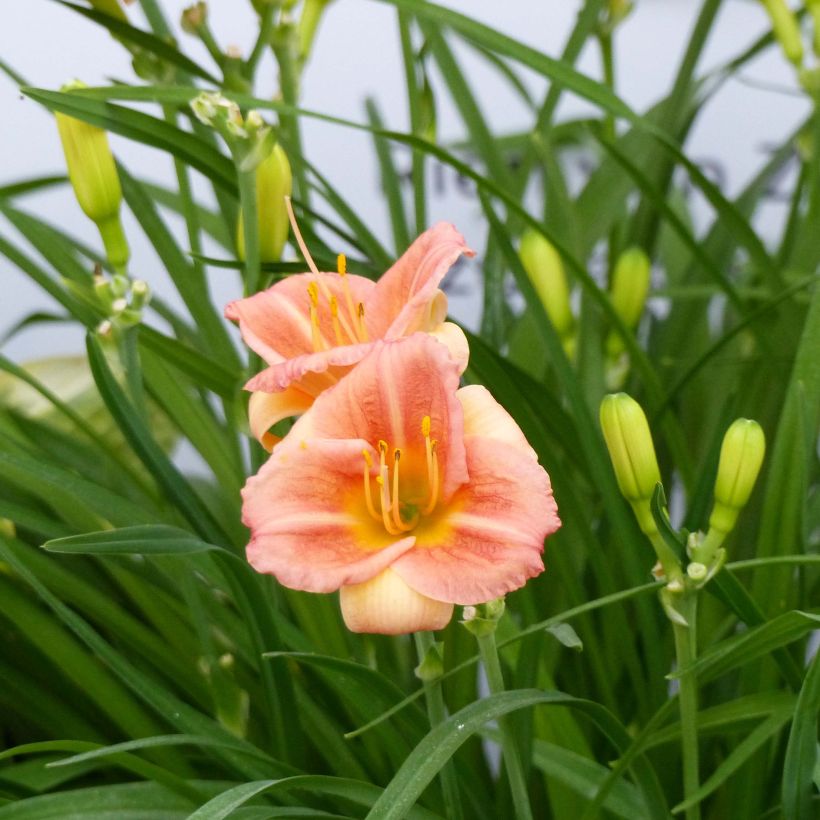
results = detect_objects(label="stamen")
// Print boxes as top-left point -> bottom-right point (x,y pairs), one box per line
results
422,416 -> 431,438
285,196 -> 320,276
329,295 -> 344,345
376,474 -> 402,535
423,439 -> 439,515
335,255 -> 361,342
357,302 -> 370,341
336,253 -> 346,275
362,449 -> 381,521
307,283 -> 325,352
390,449 -> 415,532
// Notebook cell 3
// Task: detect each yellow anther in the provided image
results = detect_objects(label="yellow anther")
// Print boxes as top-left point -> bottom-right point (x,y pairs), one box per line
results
362,449 -> 372,468
330,295 -> 339,316
357,302 -> 370,341
422,416 -> 431,438
307,281 -> 319,306
378,440 -> 388,454
337,253 -> 347,275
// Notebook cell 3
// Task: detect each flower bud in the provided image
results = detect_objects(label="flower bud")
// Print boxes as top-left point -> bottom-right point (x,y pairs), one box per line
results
606,246 -> 651,356
340,569 -> 453,634
709,419 -> 765,535
237,143 -> 292,262
181,2 -> 207,34
599,393 -> 661,535
519,229 -> 574,342
56,81 -> 129,271
298,0 -> 334,62
760,0 -> 804,66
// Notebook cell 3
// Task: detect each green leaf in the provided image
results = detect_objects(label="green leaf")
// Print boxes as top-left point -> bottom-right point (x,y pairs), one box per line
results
672,611 -> 820,684
42,525 -> 230,556
545,623 -> 584,653
55,1 -> 220,84
22,87 -> 236,193
366,689 -> 667,820
783,649 -> 820,820
85,333 -> 234,546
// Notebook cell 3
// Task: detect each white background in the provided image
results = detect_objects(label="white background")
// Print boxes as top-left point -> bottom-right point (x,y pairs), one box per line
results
0,0 -> 809,362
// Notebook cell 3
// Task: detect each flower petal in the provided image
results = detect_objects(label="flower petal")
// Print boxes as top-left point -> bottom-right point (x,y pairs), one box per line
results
244,340 -> 375,393
457,384 -> 537,458
286,334 -> 469,501
366,223 -> 474,340
393,435 -> 560,604
428,321 -> 470,374
226,272 -> 374,364
340,568 -> 454,634
248,387 -> 315,451
243,438 -> 416,592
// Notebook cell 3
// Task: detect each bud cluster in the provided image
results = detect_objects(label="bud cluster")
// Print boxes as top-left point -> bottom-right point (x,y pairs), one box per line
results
599,392 -> 766,619
94,271 -> 151,333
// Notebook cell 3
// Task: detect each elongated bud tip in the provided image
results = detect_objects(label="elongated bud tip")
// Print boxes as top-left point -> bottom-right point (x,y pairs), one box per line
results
709,418 -> 765,535
519,228 -> 574,340
600,393 -> 661,534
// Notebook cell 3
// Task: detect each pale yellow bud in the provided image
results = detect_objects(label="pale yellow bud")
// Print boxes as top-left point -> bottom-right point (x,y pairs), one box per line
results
56,81 -> 129,270
600,393 -> 662,535
519,229 -> 574,341
709,419 -> 766,535
237,143 -> 292,263
606,246 -> 651,356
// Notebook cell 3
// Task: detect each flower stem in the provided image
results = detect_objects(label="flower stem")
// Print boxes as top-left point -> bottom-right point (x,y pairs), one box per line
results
414,632 -> 463,820
476,631 -> 533,820
673,595 -> 701,820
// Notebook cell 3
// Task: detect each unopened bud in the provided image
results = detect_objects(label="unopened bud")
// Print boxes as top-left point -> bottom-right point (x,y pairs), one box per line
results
56,81 -> 129,271
460,597 -> 505,637
519,229 -> 574,342
298,0 -> 334,62
686,562 -> 707,582
180,2 -> 207,34
606,246 -> 651,356
111,297 -> 128,315
237,143 -> 292,262
709,418 -> 765,535
130,279 -> 150,310
760,0 -> 804,66
599,393 -> 662,535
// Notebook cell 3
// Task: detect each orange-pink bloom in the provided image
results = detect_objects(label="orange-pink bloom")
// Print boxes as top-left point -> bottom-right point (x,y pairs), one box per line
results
241,333 -> 560,634
226,223 -> 473,449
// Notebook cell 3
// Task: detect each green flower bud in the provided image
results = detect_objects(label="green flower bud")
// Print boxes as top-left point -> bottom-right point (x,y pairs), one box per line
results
599,393 -> 662,535
709,419 -> 765,535
760,0 -> 804,66
460,597 -> 505,637
298,0 -> 334,63
606,246 -> 651,357
181,2 -> 207,34
236,143 -> 292,263
519,229 -> 574,341
56,81 -> 129,271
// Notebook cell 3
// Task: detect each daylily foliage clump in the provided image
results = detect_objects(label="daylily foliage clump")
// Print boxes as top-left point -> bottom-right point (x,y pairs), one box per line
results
229,225 -> 560,633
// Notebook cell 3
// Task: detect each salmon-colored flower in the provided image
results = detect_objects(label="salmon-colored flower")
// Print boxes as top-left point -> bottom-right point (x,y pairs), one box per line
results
241,334 -> 560,634
226,223 -> 474,450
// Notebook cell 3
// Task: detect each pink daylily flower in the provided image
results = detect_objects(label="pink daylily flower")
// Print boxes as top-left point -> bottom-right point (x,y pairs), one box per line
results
226,223 -> 474,450
241,333 -> 561,635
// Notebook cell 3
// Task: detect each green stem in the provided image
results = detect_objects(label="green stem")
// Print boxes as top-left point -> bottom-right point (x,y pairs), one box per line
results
118,325 -> 147,420
247,3 -> 276,80
273,25 -> 311,207
197,23 -> 225,69
414,632 -> 463,820
476,631 -> 533,820
236,166 -> 261,297
673,595 -> 701,820
598,30 -> 616,143
137,0 -> 172,39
